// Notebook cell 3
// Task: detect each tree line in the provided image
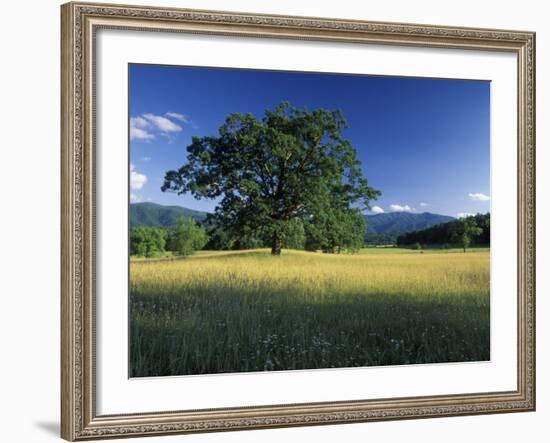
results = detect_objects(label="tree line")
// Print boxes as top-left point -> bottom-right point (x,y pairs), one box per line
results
130,216 -> 208,257
131,212 -> 365,257
396,213 -> 490,251
131,212 -> 491,257
364,232 -> 398,246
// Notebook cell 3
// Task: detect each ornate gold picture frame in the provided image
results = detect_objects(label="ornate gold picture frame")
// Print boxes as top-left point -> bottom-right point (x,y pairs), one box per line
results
61,2 -> 535,440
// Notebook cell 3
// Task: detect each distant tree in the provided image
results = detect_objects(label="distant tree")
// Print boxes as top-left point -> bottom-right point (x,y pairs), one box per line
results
283,218 -> 306,250
338,210 -> 367,253
451,217 -> 483,252
167,216 -> 208,256
473,213 -> 491,244
203,223 -> 232,251
396,213 -> 490,248
162,102 -> 380,255
203,223 -> 264,250
305,207 -> 365,253
130,226 -> 166,257
233,227 -> 265,250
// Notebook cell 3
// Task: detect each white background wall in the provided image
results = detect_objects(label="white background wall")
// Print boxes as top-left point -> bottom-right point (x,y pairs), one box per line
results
0,1 -> 547,442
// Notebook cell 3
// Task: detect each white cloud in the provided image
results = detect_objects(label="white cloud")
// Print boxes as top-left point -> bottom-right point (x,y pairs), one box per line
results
130,127 -> 154,141
457,212 -> 476,218
141,156 -> 151,162
143,113 -> 182,133
130,113 -> 189,141
130,193 -> 142,203
468,192 -> 490,201
131,116 -> 150,129
130,116 -> 154,140
389,204 -> 412,212
419,202 -> 429,207
130,163 -> 147,190
371,205 -> 384,214
165,112 -> 189,123
166,112 -> 198,128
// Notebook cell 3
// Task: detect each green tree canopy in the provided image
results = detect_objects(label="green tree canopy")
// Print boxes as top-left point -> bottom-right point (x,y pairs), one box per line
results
283,217 -> 306,250
451,217 -> 484,252
166,216 -> 208,256
162,102 -> 380,255
130,226 -> 166,257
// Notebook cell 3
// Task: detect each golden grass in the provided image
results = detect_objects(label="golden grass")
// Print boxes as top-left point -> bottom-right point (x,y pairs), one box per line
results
130,249 -> 490,377
131,249 -> 489,299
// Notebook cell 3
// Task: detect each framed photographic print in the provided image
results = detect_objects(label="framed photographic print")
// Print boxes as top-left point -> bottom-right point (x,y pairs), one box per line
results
61,1 -> 536,440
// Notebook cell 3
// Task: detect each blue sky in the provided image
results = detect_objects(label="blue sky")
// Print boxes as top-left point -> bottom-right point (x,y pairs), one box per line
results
129,64 -> 490,218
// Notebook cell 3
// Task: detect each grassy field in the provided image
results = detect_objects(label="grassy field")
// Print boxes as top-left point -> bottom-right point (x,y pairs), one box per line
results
130,248 -> 490,377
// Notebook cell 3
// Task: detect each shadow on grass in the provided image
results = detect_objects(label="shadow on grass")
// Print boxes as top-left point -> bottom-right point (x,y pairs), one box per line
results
130,283 -> 490,377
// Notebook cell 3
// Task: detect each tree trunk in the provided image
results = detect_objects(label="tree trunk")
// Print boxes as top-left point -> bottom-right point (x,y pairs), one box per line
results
271,235 -> 282,255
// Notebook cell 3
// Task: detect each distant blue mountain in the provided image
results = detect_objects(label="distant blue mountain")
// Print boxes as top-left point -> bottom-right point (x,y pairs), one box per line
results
364,212 -> 455,234
130,202 -> 208,227
130,202 -> 454,236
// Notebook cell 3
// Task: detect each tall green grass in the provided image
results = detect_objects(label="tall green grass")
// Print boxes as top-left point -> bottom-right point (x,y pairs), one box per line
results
130,249 -> 490,377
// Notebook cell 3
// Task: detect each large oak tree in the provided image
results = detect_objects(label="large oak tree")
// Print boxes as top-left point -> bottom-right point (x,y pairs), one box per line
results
162,102 -> 380,255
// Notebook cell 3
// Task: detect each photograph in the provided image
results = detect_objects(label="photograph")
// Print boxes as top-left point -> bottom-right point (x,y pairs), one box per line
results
56,2 -> 536,440
128,64 -> 491,378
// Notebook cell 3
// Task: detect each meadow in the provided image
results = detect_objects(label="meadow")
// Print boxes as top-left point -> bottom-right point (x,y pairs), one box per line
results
130,248 -> 490,377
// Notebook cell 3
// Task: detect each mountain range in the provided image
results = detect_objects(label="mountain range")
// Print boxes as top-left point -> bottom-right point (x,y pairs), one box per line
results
365,211 -> 454,234
130,202 -> 208,228
130,202 -> 455,235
